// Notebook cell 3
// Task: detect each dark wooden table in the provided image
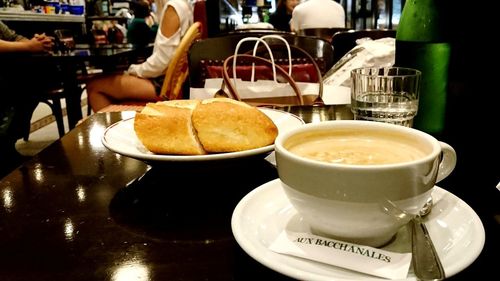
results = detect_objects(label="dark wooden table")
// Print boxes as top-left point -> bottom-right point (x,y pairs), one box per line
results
0,105 -> 498,280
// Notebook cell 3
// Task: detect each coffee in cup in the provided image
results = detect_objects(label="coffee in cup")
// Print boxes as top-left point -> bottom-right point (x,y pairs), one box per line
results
285,129 -> 428,165
275,120 -> 456,247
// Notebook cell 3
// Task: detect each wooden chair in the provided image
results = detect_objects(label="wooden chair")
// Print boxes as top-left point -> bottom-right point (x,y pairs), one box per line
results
24,86 -> 66,140
298,27 -> 351,42
159,21 -> 202,101
188,32 -> 334,88
22,29 -> 79,140
330,29 -> 396,64
193,0 -> 208,39
23,68 -> 87,141
97,22 -> 202,112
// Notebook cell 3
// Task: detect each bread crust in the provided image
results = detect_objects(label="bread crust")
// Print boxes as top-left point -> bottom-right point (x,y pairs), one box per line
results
134,98 -> 278,155
134,100 -> 206,155
192,98 -> 278,152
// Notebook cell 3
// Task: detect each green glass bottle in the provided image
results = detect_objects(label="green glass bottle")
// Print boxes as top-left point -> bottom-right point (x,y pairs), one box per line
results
395,0 -> 450,134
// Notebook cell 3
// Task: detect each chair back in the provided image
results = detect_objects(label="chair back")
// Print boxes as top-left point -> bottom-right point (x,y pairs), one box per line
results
228,29 -> 290,35
298,27 -> 350,42
330,29 -> 396,63
248,43 -> 322,83
193,0 -> 208,39
159,22 -> 202,100
188,33 -> 334,88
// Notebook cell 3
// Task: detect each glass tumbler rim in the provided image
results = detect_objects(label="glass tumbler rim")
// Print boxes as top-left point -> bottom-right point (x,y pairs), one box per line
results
351,66 -> 422,78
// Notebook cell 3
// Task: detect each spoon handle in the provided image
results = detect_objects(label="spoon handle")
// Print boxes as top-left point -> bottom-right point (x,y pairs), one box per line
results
411,217 -> 445,281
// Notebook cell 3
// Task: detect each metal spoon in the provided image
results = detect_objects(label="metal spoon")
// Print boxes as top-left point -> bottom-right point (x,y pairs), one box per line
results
214,88 -> 230,98
410,197 -> 445,281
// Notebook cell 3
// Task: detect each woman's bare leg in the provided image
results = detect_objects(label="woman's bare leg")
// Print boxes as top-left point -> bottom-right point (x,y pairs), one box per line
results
87,73 -> 157,112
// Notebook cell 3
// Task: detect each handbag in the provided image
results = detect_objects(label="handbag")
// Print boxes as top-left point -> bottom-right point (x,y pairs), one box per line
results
221,54 -> 304,106
218,36 -> 324,106
248,34 -> 324,103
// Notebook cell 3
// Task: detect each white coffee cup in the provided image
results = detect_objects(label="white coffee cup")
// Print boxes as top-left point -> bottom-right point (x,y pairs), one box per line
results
274,120 -> 456,247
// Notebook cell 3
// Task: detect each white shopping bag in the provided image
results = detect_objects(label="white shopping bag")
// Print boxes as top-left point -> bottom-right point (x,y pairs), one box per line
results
193,78 -> 347,105
191,35 -> 323,106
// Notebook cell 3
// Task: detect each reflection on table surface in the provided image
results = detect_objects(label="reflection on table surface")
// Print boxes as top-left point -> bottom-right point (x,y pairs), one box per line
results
0,106 -> 498,281
277,104 -> 353,123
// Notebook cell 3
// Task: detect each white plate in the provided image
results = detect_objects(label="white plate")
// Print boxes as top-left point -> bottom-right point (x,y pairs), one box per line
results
101,108 -> 304,162
231,179 -> 485,281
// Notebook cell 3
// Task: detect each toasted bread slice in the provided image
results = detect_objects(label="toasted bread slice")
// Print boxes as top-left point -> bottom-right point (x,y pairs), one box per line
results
192,98 -> 278,152
134,100 -> 206,155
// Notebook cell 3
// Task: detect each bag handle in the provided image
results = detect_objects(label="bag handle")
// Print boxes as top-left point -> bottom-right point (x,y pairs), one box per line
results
217,37 -> 278,100
251,35 -> 293,80
232,37 -> 278,85
222,54 -> 304,105
247,35 -> 324,105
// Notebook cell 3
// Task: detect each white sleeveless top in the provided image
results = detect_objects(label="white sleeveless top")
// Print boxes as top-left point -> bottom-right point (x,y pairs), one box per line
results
127,0 -> 193,78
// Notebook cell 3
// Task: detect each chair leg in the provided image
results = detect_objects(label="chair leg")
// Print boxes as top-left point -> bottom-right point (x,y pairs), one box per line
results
82,87 -> 92,116
22,101 -> 38,142
87,101 -> 92,116
22,123 -> 31,141
50,99 -> 66,138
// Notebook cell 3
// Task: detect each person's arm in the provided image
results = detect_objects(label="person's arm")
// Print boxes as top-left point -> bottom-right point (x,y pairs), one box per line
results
0,20 -> 25,41
127,4 -> 182,78
0,21 -> 53,53
0,36 -> 53,53
159,5 -> 180,37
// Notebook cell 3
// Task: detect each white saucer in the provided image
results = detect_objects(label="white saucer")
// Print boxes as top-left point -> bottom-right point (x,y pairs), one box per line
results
231,179 -> 485,281
101,108 -> 304,162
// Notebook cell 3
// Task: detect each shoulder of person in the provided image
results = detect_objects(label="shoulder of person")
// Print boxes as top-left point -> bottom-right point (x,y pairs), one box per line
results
165,0 -> 191,10
162,0 -> 192,21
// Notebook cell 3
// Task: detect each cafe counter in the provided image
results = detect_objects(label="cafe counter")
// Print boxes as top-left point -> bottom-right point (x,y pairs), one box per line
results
0,9 -> 85,22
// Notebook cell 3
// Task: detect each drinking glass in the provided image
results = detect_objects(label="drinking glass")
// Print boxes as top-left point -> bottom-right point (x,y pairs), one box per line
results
54,29 -> 75,53
350,67 -> 421,127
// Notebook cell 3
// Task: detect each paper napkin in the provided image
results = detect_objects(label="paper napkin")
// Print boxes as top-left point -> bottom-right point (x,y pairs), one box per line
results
269,231 -> 411,280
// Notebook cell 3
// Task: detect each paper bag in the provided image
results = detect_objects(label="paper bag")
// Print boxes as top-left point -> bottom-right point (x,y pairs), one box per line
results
191,35 -> 324,106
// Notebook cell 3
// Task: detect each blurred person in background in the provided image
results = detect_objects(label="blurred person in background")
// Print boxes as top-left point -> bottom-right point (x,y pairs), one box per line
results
127,0 -> 158,46
269,0 -> 300,32
0,20 -> 54,176
145,0 -> 160,24
86,0 -> 193,112
290,0 -> 345,32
